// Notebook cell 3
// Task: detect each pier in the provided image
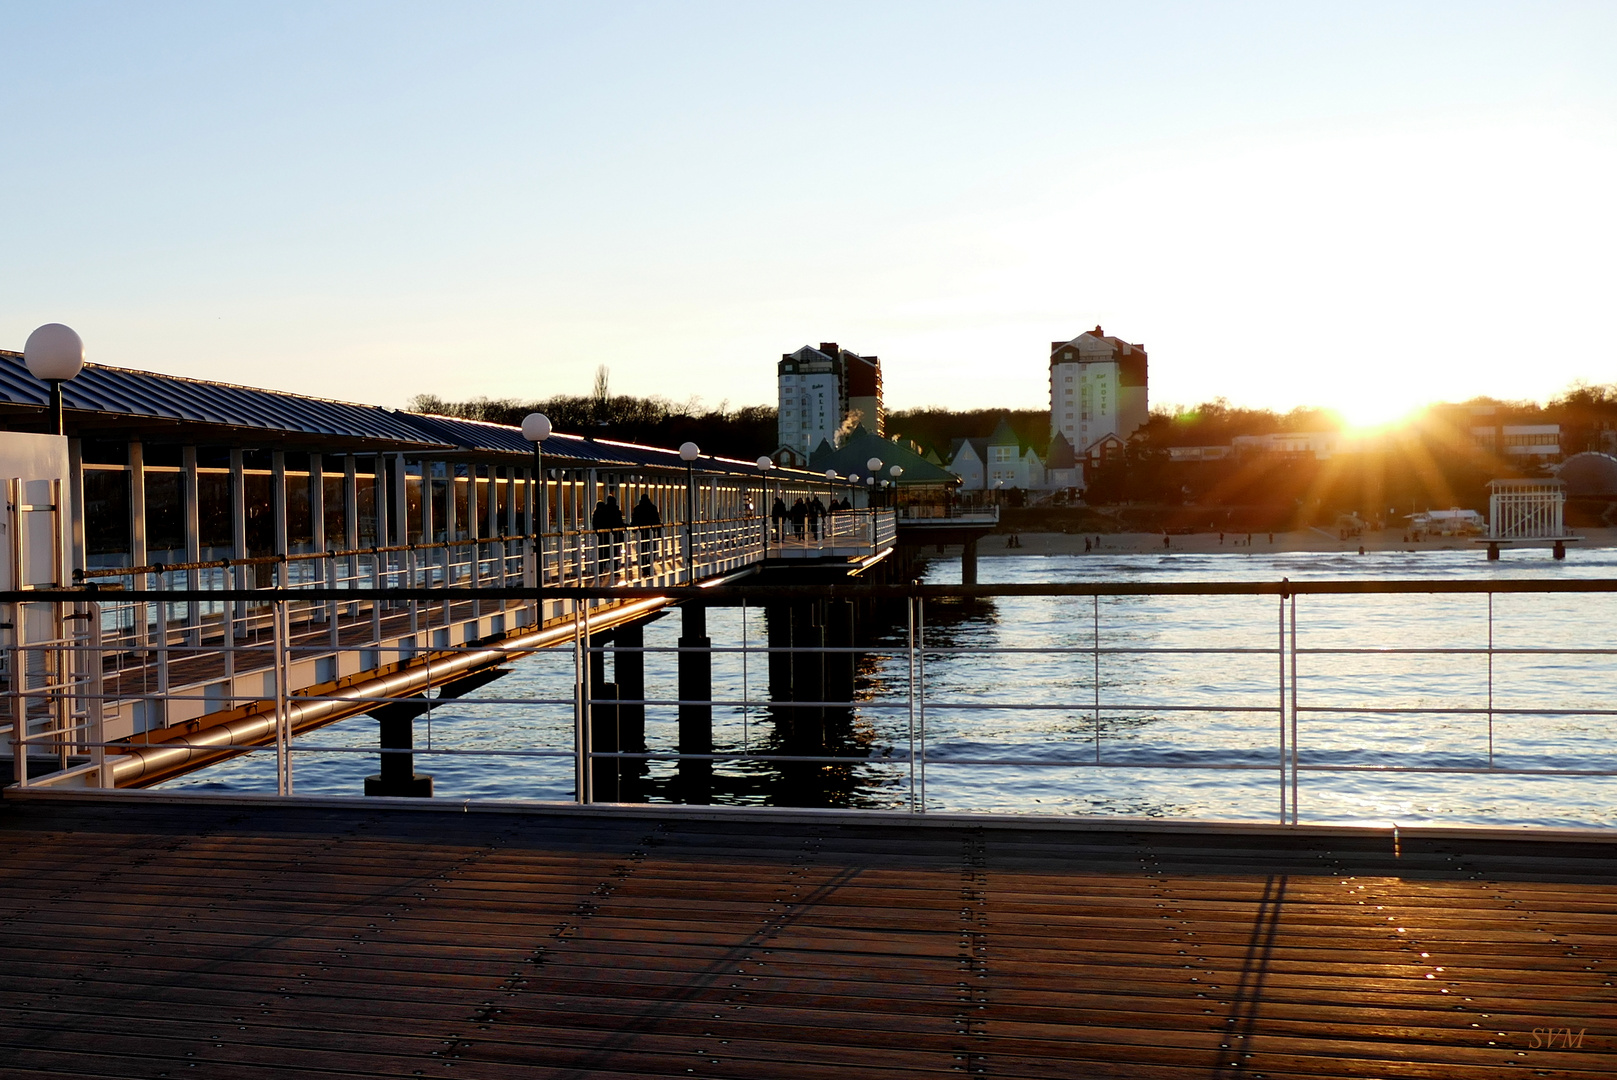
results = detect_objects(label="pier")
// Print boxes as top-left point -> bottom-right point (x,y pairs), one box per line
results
2,792 -> 1615,1077
0,350 -> 902,791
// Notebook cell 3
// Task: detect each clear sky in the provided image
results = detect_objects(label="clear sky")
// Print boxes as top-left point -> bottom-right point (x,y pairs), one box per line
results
3,2 -> 1615,426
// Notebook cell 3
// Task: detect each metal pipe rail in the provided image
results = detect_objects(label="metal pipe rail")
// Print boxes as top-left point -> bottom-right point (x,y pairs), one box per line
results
4,577 -> 1615,828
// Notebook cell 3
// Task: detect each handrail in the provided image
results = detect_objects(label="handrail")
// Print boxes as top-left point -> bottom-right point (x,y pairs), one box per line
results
12,575 -> 1617,604
5,573 -> 1614,824
72,509 -> 891,579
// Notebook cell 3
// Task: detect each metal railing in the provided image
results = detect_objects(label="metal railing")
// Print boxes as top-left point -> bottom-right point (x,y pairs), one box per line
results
53,511 -> 894,739
896,505 -> 1000,523
5,576 -> 1615,828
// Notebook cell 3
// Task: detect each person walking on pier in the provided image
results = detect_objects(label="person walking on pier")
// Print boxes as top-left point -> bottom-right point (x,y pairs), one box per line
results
631,494 -> 661,576
809,494 -> 827,540
771,495 -> 788,543
790,497 -> 807,540
593,496 -> 626,578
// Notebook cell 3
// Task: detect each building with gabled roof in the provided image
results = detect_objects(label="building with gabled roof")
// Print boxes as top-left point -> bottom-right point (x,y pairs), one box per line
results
1045,431 -> 1081,490
947,416 -> 1049,492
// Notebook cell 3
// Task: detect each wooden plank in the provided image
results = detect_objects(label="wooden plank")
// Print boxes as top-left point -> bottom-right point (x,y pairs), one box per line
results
2,798 -> 1615,1079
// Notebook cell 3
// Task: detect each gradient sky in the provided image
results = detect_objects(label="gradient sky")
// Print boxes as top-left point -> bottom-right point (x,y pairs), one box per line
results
3,2 -> 1615,425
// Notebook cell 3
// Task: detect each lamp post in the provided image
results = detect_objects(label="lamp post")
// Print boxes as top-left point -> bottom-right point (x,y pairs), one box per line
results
889,464 -> 903,511
680,441 -> 699,580
521,413 -> 551,609
755,456 -> 773,554
23,323 -> 84,436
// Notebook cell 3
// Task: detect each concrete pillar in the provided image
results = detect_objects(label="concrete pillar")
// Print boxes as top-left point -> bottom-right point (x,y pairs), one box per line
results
962,537 -> 979,584
364,706 -> 434,797
615,621 -> 646,759
789,602 -> 825,753
766,604 -> 793,701
677,603 -> 712,804
588,631 -> 622,802
824,599 -> 855,708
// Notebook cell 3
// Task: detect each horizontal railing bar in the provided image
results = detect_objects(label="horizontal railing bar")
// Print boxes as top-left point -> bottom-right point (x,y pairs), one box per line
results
73,511 -> 834,578
1296,706 -> 1617,716
1296,647 -> 1617,656
14,577 -> 1617,603
1295,763 -> 1617,777
278,693 -> 1281,712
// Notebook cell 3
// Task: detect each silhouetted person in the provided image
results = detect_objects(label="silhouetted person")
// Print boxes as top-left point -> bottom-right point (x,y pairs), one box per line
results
771,496 -> 788,542
809,495 -> 827,539
593,496 -> 626,576
631,494 -> 661,574
789,498 -> 807,540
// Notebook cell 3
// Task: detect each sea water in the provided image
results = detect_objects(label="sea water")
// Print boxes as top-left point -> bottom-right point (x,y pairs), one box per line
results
162,545 -> 1617,828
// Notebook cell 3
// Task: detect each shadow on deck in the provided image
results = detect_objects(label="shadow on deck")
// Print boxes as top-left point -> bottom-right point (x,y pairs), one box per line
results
1,792 -> 1614,1078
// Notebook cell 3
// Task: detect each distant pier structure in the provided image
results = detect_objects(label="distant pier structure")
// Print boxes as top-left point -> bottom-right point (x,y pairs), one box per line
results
1479,478 -> 1578,560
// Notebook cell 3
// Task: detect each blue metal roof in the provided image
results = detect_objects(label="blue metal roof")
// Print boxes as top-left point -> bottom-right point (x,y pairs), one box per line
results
0,352 -> 438,445
401,411 -> 832,480
0,351 -> 844,484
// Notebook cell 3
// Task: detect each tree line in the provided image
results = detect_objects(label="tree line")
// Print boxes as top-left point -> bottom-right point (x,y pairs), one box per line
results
408,367 -> 775,460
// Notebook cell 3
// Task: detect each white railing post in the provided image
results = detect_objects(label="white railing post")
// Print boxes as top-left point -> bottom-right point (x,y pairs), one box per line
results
85,601 -> 108,788
153,570 -> 169,732
1277,584 -> 1287,825
273,598 -> 291,796
573,601 -> 588,804
326,552 -> 339,652
9,612 -> 25,789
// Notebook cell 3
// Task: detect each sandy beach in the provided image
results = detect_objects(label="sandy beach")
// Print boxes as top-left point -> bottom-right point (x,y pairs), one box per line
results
976,526 -> 1617,557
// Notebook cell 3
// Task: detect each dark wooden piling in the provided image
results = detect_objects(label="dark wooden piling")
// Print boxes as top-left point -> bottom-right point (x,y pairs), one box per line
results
676,603 -> 712,804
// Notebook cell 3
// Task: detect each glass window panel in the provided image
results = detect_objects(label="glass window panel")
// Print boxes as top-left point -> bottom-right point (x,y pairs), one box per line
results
84,467 -> 130,560
324,475 -> 345,548
454,470 -> 470,540
144,470 -> 185,554
357,475 -> 377,547
197,471 -> 233,552
244,473 -> 274,556
286,472 -> 313,548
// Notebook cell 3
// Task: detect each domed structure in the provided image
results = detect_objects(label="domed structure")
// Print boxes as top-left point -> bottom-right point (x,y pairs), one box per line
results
1558,452 -> 1617,498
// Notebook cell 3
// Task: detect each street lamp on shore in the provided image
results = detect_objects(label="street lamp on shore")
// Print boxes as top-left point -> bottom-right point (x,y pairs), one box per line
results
521,413 -> 551,603
680,441 -> 700,578
24,323 -> 84,436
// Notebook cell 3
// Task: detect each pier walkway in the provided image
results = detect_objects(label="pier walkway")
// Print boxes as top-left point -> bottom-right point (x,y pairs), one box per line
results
2,792 -> 1614,1078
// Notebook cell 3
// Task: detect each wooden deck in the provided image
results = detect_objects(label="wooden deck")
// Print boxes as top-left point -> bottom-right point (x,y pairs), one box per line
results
0,794 -> 1614,1078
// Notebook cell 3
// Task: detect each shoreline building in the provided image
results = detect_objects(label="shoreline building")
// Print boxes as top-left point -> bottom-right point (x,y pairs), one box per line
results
1049,327 -> 1148,463
775,343 -> 883,461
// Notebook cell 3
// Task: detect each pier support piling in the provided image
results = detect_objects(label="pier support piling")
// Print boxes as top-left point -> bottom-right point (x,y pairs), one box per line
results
962,538 -> 979,584
789,602 -> 825,752
364,708 -> 433,798
677,603 -> 712,804
588,631 -> 623,802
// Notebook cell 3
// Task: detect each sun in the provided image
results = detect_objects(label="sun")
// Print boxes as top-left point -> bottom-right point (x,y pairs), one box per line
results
1335,397 -> 1422,435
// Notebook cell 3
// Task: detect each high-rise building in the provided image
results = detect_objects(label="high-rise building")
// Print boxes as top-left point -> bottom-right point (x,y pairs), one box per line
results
776,343 -> 883,459
1049,327 -> 1148,458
